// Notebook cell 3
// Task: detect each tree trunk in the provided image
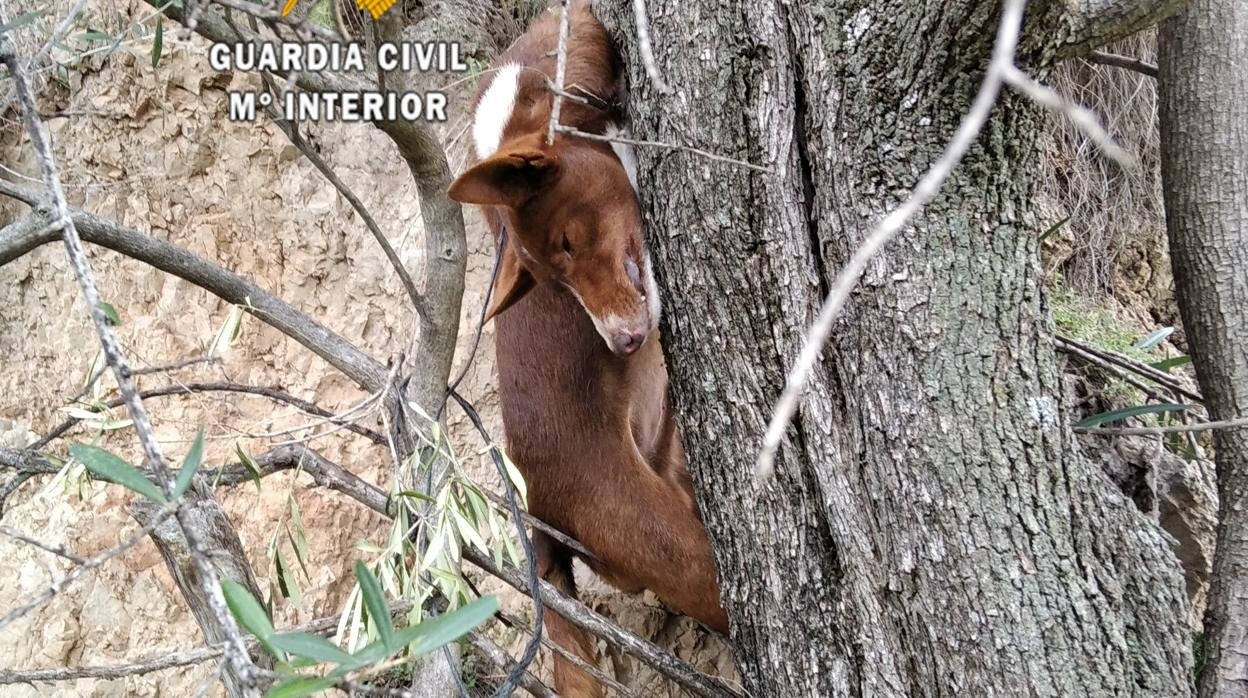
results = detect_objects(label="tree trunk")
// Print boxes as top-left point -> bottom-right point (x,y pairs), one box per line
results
599,0 -> 1192,695
1158,2 -> 1248,695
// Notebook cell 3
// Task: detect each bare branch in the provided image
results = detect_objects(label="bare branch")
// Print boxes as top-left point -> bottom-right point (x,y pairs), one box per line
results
632,0 -> 671,94
0,641 -> 223,685
70,355 -> 221,408
555,123 -> 768,172
0,211 -> 389,393
1085,50 -> 1160,78
0,178 -> 40,205
548,0 -> 572,145
0,447 -> 61,477
0,525 -> 85,564
1055,0 -> 1191,59
1055,338 -> 1179,404
1055,335 -> 1202,402
1075,417 -> 1248,436
207,444 -> 390,515
1000,64 -> 1133,167
467,630 -> 557,698
1,36 -> 257,694
38,109 -> 129,120
37,382 -> 387,448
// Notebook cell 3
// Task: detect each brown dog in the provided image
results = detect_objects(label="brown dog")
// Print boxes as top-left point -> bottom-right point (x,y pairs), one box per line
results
448,3 -> 727,695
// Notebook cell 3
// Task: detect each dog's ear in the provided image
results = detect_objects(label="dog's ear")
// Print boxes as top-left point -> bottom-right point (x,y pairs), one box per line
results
485,242 -> 535,321
449,141 -> 560,209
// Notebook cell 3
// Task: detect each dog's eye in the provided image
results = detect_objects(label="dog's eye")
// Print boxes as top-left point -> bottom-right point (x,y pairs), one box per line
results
561,234 -> 573,256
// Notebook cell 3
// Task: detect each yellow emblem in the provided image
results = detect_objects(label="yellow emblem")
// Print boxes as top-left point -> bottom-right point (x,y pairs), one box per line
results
281,0 -> 396,21
354,0 -> 398,20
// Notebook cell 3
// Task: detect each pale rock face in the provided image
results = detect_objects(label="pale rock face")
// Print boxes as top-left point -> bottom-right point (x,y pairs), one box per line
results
0,3 -> 735,695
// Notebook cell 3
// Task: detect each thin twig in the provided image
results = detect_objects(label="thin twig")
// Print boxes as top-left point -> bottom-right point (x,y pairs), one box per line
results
1055,334 -> 1202,402
544,79 -> 596,108
260,95 -> 430,324
1075,416 -> 1248,436
756,0 -> 1029,480
37,382 -> 387,448
0,525 -> 85,564
0,641 -> 221,685
548,0 -> 572,145
0,510 -> 174,630
480,487 -> 599,562
1000,64 -> 1133,167
467,630 -> 557,698
0,37 -> 257,693
1054,338 -> 1175,404
555,124 -> 769,172
1085,50 -> 1159,78
38,110 -> 128,120
70,355 -> 221,410
632,0 -> 671,94
207,444 -> 391,514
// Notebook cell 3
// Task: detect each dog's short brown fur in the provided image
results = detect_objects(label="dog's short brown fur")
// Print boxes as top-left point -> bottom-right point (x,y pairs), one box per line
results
448,3 -> 726,695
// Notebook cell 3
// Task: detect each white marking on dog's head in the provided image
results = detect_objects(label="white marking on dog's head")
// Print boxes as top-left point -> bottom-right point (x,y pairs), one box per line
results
473,64 -> 522,160
564,284 -> 651,355
565,285 -> 614,343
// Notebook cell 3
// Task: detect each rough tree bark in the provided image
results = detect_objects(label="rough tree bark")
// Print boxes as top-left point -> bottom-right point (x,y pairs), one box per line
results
1158,2 -> 1248,695
130,485 -> 272,698
600,0 -> 1193,695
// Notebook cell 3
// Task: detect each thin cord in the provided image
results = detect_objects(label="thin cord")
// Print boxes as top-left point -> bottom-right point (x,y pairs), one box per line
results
441,224 -> 506,420
449,388 -> 544,698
